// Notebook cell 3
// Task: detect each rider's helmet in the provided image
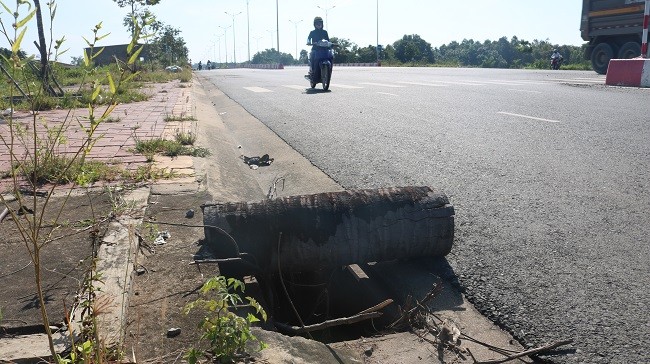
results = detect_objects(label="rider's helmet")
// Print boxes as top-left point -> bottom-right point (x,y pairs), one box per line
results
553,49 -> 558,53
314,16 -> 323,27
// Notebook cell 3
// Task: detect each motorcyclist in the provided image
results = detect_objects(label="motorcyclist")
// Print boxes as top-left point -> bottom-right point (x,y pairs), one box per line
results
307,16 -> 329,77
551,48 -> 563,63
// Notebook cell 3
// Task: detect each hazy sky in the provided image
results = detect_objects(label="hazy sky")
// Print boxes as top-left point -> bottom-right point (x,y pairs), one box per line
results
1,0 -> 585,64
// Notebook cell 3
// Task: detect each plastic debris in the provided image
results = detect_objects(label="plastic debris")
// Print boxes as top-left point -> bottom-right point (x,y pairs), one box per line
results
243,154 -> 273,167
153,230 -> 171,245
167,327 -> 181,338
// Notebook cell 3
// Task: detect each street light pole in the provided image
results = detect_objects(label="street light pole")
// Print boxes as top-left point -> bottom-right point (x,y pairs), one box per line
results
289,19 -> 303,60
317,5 -> 336,29
267,29 -> 275,50
246,0 -> 251,62
253,35 -> 263,54
215,35 -> 222,64
225,11 -> 242,64
219,25 -> 231,64
376,0 -> 379,63
276,0 -> 280,53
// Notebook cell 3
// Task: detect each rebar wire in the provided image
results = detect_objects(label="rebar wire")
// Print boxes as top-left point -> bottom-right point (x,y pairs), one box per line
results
277,231 -> 314,340
0,261 -> 32,279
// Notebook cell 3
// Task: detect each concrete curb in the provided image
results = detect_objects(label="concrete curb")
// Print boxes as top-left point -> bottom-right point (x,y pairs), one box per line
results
605,57 -> 650,87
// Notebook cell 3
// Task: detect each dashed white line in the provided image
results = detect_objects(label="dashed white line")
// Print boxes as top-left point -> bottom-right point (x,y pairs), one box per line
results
508,89 -> 542,94
360,82 -> 406,88
333,84 -> 364,89
481,81 -> 529,86
431,80 -> 487,86
377,92 -> 399,96
396,81 -> 447,87
282,85 -> 306,90
243,87 -> 273,93
498,112 -> 561,123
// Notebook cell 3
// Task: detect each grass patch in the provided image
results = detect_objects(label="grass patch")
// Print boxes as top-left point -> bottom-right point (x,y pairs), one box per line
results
175,131 -> 196,145
129,164 -> 176,182
164,115 -> 197,122
134,137 -> 210,159
15,156 -> 123,185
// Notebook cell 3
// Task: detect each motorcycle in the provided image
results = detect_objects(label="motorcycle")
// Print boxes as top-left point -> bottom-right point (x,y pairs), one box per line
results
550,56 -> 563,70
305,40 -> 336,91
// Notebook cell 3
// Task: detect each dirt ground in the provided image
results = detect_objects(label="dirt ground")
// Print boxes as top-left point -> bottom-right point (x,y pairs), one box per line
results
1,189 -> 534,364
0,190 -> 115,332
123,190 -> 218,363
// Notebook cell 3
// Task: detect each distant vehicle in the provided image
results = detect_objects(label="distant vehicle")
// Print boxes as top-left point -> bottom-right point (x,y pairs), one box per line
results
581,0 -> 646,74
551,56 -> 563,70
165,65 -> 182,73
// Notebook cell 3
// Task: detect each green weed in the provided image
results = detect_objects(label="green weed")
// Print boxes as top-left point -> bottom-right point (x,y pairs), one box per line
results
184,276 -> 267,364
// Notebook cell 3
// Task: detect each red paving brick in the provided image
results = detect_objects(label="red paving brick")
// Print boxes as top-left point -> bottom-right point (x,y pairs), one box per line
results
0,80 -> 193,192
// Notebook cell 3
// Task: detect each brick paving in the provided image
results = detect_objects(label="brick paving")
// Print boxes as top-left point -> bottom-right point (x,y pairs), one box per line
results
0,80 -> 194,192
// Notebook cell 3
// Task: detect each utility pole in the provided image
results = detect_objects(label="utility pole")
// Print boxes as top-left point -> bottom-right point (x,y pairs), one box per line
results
225,11 -> 242,64
219,25 -> 231,64
276,0 -> 280,53
317,4 -> 336,29
289,19 -> 303,60
246,0 -> 251,62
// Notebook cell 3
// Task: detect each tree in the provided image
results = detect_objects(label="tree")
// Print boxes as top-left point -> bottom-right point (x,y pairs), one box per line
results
122,8 -> 162,37
392,34 -> 434,64
251,49 -> 294,65
330,37 -> 356,64
357,45 -> 377,63
113,0 -> 162,36
148,25 -> 188,66
32,0 -> 54,95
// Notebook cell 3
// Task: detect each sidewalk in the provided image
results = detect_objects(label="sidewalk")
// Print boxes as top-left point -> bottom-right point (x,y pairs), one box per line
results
0,80 -> 196,193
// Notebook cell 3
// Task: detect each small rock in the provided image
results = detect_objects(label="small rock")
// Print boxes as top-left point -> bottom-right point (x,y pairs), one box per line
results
364,347 -> 373,356
136,268 -> 146,275
185,209 -> 195,218
167,327 -> 181,338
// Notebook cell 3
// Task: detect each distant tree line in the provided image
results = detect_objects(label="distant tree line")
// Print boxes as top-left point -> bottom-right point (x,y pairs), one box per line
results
248,34 -> 589,70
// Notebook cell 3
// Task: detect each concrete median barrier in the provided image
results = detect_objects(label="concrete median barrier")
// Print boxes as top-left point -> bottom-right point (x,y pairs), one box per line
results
605,57 -> 650,87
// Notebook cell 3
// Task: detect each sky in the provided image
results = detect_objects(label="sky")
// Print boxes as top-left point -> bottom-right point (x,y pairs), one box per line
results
1,0 -> 586,64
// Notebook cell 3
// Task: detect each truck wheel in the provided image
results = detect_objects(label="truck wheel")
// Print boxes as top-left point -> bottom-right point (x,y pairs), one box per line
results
591,43 -> 614,75
618,42 -> 640,59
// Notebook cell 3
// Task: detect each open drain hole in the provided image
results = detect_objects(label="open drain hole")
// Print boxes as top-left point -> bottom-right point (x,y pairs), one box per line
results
223,262 -> 404,343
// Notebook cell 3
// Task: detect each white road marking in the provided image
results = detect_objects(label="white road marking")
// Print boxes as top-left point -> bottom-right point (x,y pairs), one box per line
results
508,89 -> 543,94
282,85 -> 306,90
243,87 -> 273,93
377,92 -> 399,96
498,112 -> 561,123
548,78 -> 602,83
481,81 -> 529,86
360,82 -> 406,88
431,80 -> 487,86
396,81 -> 447,87
333,84 -> 364,89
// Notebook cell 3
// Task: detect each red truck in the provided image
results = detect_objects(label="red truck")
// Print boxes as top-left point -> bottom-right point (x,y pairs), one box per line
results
581,0 -> 647,74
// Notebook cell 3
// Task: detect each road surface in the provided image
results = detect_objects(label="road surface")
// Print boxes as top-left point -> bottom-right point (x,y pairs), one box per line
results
197,66 -> 649,364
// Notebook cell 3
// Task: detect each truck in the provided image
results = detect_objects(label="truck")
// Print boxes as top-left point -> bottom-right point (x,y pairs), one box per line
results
581,0 -> 647,74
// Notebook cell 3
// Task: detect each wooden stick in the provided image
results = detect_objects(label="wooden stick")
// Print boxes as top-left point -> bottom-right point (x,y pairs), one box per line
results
275,311 -> 383,334
357,299 -> 393,315
475,339 -> 573,364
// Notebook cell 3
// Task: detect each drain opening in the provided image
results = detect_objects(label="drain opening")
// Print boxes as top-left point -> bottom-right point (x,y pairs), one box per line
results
222,262 -> 402,343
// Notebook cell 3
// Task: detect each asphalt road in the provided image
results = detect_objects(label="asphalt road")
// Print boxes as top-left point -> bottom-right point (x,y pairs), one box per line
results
198,66 -> 650,364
